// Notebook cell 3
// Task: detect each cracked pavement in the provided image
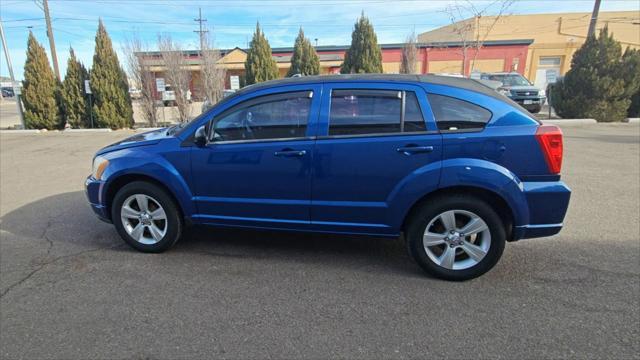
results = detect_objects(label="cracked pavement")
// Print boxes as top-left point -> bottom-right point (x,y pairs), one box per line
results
1,125 -> 639,359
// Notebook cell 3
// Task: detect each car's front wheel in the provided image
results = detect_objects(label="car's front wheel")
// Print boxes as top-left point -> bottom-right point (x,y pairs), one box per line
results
406,195 -> 506,281
111,181 -> 183,253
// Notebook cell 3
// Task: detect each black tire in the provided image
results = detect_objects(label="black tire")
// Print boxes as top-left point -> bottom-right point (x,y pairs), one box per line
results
111,181 -> 183,253
406,195 -> 506,281
527,105 -> 542,113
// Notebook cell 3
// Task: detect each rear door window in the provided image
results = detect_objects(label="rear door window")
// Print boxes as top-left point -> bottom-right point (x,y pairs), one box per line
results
329,89 -> 426,136
427,94 -> 492,131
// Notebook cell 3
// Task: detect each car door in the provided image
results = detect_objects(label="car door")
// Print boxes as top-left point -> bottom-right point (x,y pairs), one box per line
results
190,85 -> 321,229
311,82 -> 442,235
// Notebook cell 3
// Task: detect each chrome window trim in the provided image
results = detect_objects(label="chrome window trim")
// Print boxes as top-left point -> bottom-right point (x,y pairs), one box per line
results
316,130 -> 439,140
208,136 -> 316,146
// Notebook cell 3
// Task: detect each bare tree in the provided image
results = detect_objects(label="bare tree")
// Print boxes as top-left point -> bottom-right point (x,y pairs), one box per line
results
200,29 -> 226,107
400,31 -> 419,74
444,0 -> 514,76
123,34 -> 158,126
157,33 -> 191,122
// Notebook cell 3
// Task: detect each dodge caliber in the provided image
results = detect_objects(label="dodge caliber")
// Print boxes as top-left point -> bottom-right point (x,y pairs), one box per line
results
86,74 -> 571,280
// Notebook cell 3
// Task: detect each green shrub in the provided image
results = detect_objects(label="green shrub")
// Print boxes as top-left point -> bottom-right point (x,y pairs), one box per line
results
61,48 -> 90,128
90,20 -> 133,129
21,32 -> 61,130
245,23 -> 279,85
341,13 -> 383,74
551,27 -> 631,122
287,28 -> 320,77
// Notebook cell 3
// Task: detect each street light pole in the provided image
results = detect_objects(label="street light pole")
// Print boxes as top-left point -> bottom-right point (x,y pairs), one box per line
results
0,18 -> 26,129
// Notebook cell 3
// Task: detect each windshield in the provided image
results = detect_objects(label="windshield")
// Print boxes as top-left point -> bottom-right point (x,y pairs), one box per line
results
485,74 -> 531,87
166,111 -> 208,135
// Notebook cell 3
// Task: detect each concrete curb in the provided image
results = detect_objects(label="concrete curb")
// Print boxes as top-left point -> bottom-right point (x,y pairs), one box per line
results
541,119 -> 597,126
134,127 -> 163,132
627,118 -> 639,124
63,128 -> 112,133
0,129 -> 42,134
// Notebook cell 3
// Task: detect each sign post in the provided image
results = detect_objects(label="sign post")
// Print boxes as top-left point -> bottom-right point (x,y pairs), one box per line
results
84,80 -> 94,128
230,75 -> 240,91
156,78 -> 166,123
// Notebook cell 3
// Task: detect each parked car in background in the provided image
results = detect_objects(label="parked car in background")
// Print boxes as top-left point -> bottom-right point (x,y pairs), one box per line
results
85,74 -> 570,281
1,87 -> 15,98
481,72 -> 546,113
162,85 -> 191,106
128,88 -> 142,100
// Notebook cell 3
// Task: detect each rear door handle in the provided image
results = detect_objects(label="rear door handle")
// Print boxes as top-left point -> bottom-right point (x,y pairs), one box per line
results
396,145 -> 434,155
274,149 -> 307,157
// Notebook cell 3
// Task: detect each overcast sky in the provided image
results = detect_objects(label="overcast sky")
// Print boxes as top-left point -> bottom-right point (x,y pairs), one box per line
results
1,0 -> 639,81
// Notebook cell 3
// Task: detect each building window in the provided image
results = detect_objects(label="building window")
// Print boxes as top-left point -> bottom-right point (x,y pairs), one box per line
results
539,57 -> 562,66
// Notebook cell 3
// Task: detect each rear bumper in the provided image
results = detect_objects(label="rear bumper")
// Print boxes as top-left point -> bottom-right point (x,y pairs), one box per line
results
511,97 -> 545,111
512,181 -> 571,241
513,223 -> 563,240
85,176 -> 112,223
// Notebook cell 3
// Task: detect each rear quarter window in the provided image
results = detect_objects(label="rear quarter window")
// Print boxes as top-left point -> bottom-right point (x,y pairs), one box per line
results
427,93 -> 492,131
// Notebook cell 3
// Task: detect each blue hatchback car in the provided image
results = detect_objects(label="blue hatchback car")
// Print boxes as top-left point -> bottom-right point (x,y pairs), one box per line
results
86,74 -> 570,280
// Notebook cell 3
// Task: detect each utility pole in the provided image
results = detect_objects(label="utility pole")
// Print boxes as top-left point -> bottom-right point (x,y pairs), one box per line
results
194,7 -> 208,52
587,0 -> 602,38
36,0 -> 61,81
0,18 -> 26,128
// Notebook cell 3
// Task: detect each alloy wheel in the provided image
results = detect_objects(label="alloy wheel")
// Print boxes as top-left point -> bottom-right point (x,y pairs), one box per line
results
120,194 -> 167,245
423,209 -> 491,270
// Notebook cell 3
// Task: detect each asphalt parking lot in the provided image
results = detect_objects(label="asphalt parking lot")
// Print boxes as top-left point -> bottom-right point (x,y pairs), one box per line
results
1,123 -> 639,359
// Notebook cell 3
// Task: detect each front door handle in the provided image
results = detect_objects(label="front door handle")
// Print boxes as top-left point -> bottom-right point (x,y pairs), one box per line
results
396,145 -> 434,156
274,149 -> 307,157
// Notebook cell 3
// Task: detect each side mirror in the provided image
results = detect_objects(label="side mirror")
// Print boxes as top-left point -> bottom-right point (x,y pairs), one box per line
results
194,125 -> 208,147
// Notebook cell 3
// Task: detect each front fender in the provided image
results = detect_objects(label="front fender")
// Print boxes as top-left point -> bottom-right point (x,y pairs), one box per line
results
438,158 -> 529,226
100,147 -> 196,218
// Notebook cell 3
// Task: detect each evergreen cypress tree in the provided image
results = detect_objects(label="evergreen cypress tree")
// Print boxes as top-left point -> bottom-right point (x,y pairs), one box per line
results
340,13 -> 383,74
21,32 -> 61,130
621,48 -> 640,117
61,48 -> 89,128
552,27 -> 630,122
302,38 -> 320,76
245,23 -> 279,85
287,28 -> 320,77
90,20 -> 133,128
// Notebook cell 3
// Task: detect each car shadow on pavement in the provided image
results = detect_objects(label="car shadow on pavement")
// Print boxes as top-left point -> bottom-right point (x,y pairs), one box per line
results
1,191 -> 424,277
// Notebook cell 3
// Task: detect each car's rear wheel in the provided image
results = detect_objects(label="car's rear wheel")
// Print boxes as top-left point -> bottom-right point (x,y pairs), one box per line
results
406,195 -> 506,281
112,181 -> 182,253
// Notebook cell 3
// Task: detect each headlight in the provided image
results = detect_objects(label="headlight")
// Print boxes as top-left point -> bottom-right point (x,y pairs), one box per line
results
539,89 -> 546,97
498,89 -> 510,96
92,156 -> 109,180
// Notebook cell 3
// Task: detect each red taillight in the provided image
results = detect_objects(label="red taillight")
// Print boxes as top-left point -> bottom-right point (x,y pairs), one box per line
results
535,125 -> 563,174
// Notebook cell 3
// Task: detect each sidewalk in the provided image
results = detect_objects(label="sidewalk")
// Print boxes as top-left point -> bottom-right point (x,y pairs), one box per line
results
0,98 -> 204,129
